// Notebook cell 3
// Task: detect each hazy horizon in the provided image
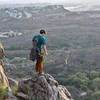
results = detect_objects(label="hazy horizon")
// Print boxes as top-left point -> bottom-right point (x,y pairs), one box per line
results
0,0 -> 100,6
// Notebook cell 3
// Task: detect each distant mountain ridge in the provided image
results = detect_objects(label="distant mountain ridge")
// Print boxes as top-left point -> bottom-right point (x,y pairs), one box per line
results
1,3 -> 100,12
64,4 -> 100,12
0,5 -> 69,19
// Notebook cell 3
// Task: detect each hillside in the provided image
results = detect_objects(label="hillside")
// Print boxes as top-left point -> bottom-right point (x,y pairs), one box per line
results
1,5 -> 100,75
0,4 -> 100,100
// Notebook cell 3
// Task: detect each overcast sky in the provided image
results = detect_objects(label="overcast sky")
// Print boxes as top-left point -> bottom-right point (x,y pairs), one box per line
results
0,0 -> 100,5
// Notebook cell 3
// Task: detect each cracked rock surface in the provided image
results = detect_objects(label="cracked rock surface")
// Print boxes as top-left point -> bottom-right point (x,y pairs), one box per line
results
16,74 -> 73,100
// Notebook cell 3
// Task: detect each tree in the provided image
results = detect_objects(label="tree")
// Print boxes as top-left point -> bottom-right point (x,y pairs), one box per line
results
91,91 -> 100,100
89,71 -> 99,80
70,72 -> 89,89
90,78 -> 100,91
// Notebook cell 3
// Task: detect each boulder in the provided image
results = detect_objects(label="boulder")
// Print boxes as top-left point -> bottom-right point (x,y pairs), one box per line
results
16,74 -> 73,100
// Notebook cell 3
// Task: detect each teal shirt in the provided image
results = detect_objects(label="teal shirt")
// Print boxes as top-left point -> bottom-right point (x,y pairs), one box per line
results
32,34 -> 46,50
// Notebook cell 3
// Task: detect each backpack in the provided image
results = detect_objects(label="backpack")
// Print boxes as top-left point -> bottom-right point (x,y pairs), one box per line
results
30,38 -> 40,61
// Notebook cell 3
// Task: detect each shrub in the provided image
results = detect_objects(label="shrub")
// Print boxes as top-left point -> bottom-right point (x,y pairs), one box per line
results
91,91 -> 100,100
0,85 -> 6,99
11,57 -> 23,63
89,71 -> 99,80
12,85 -> 18,94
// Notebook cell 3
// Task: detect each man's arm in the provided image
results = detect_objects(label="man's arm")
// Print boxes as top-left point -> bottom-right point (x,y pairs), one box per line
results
43,45 -> 48,56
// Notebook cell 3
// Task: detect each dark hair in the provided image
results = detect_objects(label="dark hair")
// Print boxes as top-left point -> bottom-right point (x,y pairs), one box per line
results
40,29 -> 46,34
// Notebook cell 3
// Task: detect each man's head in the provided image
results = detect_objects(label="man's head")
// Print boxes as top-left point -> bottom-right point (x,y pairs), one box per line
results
40,29 -> 46,36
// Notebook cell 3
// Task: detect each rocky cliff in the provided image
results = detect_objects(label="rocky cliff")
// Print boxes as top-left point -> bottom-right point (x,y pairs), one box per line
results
16,74 -> 73,100
0,65 -> 11,91
0,42 -> 11,92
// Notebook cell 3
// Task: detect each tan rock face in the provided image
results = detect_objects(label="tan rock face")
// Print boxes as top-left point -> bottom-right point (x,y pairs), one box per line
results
16,74 -> 73,100
0,65 -> 11,91
0,42 -> 11,91
0,42 -> 4,60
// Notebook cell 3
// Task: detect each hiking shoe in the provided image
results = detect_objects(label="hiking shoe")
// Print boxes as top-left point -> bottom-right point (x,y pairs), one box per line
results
38,73 -> 44,76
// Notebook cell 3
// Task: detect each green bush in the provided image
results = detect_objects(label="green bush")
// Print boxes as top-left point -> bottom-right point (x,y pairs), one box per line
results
69,72 -> 89,89
12,85 -> 18,94
91,91 -> 100,100
89,71 -> 99,80
90,78 -> 100,91
55,70 -> 100,100
80,84 -> 88,91
0,85 -> 6,99
11,57 -> 23,63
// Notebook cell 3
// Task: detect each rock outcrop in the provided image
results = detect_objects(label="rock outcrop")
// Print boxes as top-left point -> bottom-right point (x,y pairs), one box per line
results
0,42 -> 11,91
0,65 -> 11,91
16,74 -> 73,100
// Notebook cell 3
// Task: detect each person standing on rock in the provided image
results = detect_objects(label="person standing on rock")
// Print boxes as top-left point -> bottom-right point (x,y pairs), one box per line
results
31,29 -> 48,75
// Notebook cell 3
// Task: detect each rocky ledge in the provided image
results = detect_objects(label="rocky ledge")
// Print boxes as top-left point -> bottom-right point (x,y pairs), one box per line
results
16,74 -> 73,100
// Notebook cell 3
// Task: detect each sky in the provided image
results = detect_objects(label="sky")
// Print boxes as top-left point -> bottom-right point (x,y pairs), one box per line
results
0,0 -> 100,5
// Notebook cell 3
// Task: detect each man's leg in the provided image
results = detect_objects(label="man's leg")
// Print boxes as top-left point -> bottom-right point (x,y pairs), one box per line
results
35,57 -> 43,74
35,60 -> 39,72
38,57 -> 43,74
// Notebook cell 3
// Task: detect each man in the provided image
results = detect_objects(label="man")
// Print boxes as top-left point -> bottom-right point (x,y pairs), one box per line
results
32,29 -> 48,75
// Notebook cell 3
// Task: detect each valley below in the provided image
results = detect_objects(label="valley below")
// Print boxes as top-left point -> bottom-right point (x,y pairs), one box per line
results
0,4 -> 100,100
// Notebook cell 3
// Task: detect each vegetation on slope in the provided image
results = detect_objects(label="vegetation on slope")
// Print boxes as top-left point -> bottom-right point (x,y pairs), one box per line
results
56,70 -> 100,100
